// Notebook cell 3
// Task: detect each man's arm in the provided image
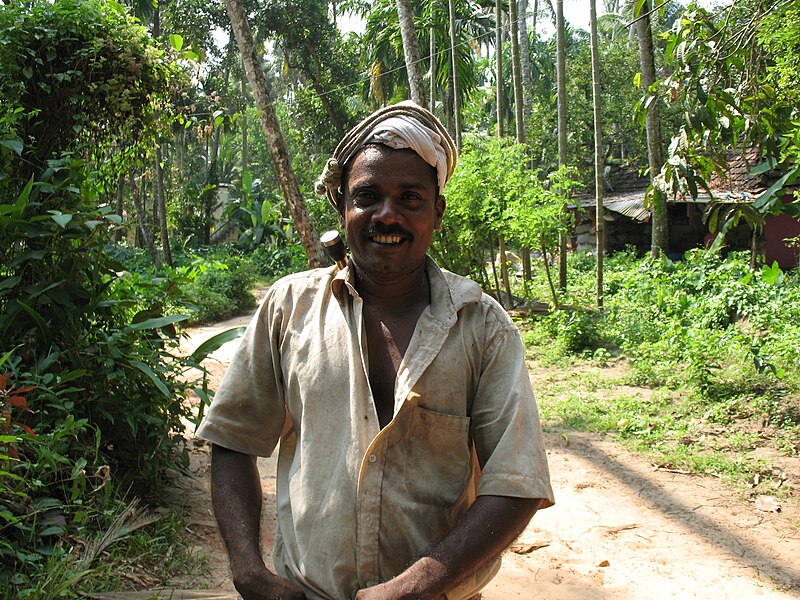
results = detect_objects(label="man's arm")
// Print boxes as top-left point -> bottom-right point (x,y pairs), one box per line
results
355,494 -> 542,600
210,444 -> 306,600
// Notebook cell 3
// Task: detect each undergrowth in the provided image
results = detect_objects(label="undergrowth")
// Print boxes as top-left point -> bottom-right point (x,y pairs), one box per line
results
520,249 -> 800,493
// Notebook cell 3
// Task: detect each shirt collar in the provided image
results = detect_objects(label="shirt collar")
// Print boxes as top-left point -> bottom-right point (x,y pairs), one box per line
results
329,256 -> 482,325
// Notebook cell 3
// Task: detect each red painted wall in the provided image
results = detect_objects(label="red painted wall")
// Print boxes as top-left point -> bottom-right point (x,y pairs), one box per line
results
764,213 -> 800,269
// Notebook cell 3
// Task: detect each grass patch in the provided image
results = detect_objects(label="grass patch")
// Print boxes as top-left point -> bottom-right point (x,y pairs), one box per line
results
529,356 -> 799,494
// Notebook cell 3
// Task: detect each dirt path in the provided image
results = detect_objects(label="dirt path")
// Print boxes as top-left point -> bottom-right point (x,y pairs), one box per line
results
167,314 -> 800,599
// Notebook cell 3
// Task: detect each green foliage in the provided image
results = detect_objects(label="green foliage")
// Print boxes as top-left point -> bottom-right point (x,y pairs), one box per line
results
525,250 -> 800,484
438,137 -> 577,303
258,0 -> 359,144
523,250 -> 800,406
0,2 -> 217,593
0,0 -> 181,177
183,254 -> 257,324
656,1 -> 800,228
551,309 -> 603,355
250,244 -> 308,281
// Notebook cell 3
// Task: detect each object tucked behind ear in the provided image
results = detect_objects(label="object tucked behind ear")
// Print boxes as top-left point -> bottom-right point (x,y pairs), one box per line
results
321,230 -> 348,270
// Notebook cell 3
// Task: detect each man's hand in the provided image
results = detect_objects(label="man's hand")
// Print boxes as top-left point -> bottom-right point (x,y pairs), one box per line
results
211,444 -> 307,600
357,495 -> 542,600
231,562 -> 307,600
354,580 -> 444,600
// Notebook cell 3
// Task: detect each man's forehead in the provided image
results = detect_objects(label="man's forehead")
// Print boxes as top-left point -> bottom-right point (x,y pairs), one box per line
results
346,145 -> 437,187
349,144 -> 420,166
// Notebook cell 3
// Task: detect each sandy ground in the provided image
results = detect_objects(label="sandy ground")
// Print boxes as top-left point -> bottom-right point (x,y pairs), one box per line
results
160,311 -> 800,600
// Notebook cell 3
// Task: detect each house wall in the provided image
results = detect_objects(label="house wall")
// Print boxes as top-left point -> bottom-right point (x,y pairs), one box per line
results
764,214 -> 800,268
573,210 -> 649,254
573,203 -> 754,258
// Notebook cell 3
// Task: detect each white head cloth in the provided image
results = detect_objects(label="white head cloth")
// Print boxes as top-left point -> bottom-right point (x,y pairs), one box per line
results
315,101 -> 457,209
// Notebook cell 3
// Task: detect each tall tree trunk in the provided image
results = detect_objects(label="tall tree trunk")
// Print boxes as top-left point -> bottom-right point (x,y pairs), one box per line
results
225,0 -> 324,267
155,146 -> 172,266
590,0 -> 604,307
555,0 -> 568,291
131,175 -> 158,264
494,1 -> 511,293
448,0 -> 462,150
113,172 -> 125,243
509,0 -> 525,144
429,0 -> 436,114
495,0 -> 504,138
241,73 -> 249,176
396,0 -> 427,106
635,0 -> 668,257
540,238 -> 559,309
519,0 -> 533,122
510,0 -> 532,281
444,79 -> 455,136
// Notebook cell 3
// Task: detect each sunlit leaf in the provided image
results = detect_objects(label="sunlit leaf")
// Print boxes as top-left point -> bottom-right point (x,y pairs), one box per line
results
169,34 -> 184,52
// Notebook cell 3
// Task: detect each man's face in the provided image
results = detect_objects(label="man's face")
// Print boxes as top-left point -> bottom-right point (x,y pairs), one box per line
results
340,145 -> 445,281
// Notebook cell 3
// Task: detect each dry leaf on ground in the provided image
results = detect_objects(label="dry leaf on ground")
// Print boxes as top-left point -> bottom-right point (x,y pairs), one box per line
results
754,495 -> 781,513
509,541 -> 550,554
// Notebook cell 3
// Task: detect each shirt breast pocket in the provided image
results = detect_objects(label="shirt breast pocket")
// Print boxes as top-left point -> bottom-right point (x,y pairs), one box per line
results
396,405 -> 472,507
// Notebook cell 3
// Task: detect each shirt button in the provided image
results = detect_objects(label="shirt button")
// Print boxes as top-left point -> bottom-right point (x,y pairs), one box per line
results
368,454 -> 377,463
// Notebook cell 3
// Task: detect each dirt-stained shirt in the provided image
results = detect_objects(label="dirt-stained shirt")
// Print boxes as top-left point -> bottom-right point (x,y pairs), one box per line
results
196,257 -> 554,600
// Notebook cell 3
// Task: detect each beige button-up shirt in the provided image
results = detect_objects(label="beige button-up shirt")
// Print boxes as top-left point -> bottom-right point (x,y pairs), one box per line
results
197,258 -> 554,600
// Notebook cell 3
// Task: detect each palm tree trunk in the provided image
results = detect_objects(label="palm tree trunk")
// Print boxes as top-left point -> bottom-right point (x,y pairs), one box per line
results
495,0 -> 504,138
635,0 -> 668,258
590,0 -> 604,307
555,0 -> 568,291
429,0 -> 436,114
509,0 -> 532,281
510,0 -> 525,144
396,0 -> 427,106
225,0 -> 324,267
448,0 -> 462,150
519,0 -> 533,122
541,238 -> 559,309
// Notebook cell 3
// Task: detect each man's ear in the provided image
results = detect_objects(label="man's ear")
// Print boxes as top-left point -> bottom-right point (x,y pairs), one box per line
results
434,195 -> 446,232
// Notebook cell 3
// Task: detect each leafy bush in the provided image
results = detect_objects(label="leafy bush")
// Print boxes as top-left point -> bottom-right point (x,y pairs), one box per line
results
0,0 -> 180,182
177,247 -> 257,324
551,308 -> 603,355
0,1 -> 206,594
522,250 -> 799,409
250,243 -> 307,281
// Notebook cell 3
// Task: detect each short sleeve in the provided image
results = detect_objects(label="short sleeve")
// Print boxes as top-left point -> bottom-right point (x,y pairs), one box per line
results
195,288 -> 288,457
470,310 -> 554,507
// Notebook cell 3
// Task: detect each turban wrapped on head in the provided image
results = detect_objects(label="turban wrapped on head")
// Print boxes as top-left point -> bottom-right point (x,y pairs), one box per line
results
315,101 -> 458,210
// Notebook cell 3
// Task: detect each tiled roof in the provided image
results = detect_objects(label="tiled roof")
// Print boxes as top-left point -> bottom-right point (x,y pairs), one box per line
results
708,147 -> 768,194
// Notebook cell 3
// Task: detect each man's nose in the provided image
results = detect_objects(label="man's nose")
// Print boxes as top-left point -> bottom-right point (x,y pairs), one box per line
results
373,196 -> 402,223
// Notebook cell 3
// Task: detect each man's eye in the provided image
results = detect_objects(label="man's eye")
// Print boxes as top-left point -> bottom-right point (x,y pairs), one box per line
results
353,191 -> 377,204
402,194 -> 425,207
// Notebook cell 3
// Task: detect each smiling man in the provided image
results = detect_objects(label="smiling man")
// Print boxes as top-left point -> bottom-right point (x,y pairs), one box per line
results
197,102 -> 554,600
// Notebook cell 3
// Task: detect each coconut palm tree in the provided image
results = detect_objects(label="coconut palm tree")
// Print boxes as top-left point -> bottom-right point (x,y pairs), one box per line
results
396,0 -> 427,105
